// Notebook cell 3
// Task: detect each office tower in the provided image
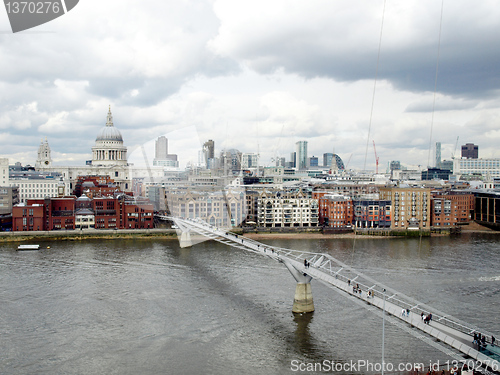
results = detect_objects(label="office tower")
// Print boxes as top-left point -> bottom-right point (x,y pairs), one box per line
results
461,143 -> 478,159
435,142 -> 441,168
308,156 -> 318,167
203,140 -> 215,168
153,136 -> 178,167
155,136 -> 168,159
323,153 -> 333,167
295,141 -> 308,170
290,152 -> 296,168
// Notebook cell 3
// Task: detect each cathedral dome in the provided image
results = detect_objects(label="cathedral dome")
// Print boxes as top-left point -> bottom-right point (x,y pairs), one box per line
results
96,106 -> 123,142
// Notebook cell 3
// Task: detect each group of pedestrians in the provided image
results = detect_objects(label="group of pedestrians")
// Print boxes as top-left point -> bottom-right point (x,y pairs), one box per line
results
401,308 -> 410,317
473,332 -> 496,348
421,312 -> 433,324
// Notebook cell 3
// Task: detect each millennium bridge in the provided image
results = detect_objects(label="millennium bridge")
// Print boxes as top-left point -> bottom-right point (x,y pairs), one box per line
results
162,216 -> 500,373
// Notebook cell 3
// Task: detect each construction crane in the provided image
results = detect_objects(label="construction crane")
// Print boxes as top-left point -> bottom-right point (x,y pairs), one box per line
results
372,140 -> 380,174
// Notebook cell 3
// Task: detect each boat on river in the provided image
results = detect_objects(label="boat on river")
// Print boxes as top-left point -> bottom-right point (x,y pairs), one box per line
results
17,244 -> 40,251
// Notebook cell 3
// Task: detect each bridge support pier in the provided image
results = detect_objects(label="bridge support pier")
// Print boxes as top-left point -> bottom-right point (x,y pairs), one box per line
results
293,282 -> 314,313
179,230 -> 192,248
282,259 -> 314,313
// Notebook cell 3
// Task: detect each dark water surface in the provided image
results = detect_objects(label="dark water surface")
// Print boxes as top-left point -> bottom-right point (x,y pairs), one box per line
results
1,234 -> 499,374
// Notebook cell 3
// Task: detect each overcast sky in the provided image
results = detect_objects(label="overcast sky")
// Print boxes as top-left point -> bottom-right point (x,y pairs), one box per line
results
1,0 -> 499,171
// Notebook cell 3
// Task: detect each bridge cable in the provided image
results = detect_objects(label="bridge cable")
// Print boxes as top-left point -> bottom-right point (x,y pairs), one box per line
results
427,0 -> 445,169
363,0 -> 387,172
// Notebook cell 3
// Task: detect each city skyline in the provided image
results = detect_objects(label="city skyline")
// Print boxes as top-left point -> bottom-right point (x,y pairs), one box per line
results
1,1 -> 500,170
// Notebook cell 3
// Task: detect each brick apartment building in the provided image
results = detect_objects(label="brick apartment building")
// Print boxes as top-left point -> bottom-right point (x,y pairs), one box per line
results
12,195 -> 153,231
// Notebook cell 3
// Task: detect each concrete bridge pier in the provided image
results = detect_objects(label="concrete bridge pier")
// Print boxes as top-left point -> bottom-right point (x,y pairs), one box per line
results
179,230 -> 192,248
282,259 -> 314,313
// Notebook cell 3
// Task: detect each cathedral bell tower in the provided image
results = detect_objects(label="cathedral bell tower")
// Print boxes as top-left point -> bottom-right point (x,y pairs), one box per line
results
35,137 -> 52,169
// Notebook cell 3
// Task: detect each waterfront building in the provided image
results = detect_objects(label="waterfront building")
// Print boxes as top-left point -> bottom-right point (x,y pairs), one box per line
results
12,201 -> 45,231
318,194 -> 353,228
12,194 -> 153,231
430,191 -> 473,227
167,188 -> 245,228
295,141 -> 308,170
379,187 -> 431,229
473,191 -> 500,230
0,186 -> 19,230
353,199 -> 392,229
257,190 -> 318,228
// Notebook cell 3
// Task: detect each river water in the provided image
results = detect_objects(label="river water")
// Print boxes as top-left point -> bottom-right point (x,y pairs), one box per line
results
1,233 -> 499,374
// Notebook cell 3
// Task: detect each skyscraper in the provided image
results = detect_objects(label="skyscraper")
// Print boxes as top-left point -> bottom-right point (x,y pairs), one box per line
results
435,142 -> 441,168
203,139 -> 215,168
323,153 -> 333,167
461,143 -> 478,159
295,141 -> 308,170
155,136 -> 168,159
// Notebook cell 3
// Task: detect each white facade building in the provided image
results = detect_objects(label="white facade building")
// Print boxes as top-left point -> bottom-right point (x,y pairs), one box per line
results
10,178 -> 63,203
453,158 -> 500,178
257,191 -> 319,227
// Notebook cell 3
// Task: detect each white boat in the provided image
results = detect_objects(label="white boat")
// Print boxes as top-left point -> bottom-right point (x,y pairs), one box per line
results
17,244 -> 40,251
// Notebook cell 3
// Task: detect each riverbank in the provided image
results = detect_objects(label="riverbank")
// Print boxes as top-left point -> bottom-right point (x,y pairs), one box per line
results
0,228 -> 178,242
0,222 -> 496,243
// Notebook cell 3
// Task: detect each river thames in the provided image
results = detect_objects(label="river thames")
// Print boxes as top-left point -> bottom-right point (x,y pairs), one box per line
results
1,233 -> 499,374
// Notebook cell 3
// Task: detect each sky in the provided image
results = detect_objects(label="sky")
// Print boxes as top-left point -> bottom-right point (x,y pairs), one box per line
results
1,0 -> 500,172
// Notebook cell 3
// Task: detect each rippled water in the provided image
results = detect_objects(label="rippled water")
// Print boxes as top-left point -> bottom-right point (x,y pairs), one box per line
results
1,234 -> 499,374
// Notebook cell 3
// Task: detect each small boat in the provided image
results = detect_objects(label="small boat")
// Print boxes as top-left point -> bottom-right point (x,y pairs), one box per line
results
17,244 -> 40,251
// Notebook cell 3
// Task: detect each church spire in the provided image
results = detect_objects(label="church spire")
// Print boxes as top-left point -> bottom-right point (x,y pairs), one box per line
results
106,105 -> 113,127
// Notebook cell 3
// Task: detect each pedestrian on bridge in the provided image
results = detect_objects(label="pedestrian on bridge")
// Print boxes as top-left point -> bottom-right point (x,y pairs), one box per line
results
492,335 -> 496,346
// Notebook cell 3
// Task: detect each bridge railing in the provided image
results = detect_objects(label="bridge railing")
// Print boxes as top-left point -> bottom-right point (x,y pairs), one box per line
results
269,245 -> 495,344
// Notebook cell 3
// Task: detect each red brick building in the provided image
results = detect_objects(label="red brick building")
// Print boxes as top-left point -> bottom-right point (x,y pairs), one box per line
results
13,195 -> 154,231
431,191 -> 474,227
12,203 -> 45,231
318,194 -> 353,228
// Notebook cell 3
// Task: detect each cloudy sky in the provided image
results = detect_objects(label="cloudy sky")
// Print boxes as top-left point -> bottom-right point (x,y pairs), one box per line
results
1,0 -> 499,171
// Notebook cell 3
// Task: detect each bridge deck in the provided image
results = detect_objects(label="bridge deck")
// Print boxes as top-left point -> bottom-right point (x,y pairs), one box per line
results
169,217 -> 500,372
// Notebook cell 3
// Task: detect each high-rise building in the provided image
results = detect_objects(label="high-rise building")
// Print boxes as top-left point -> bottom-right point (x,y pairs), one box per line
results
461,143 -> 478,159
290,152 -> 296,168
242,153 -> 259,169
153,136 -> 178,167
155,136 -> 168,159
295,141 -> 308,170
435,142 -> 441,168
308,156 -> 318,167
323,153 -> 333,167
203,140 -> 215,168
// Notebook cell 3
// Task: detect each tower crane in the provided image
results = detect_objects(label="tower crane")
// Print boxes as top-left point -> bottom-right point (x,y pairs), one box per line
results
372,140 -> 380,174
